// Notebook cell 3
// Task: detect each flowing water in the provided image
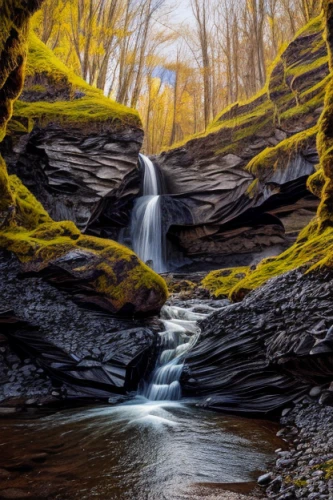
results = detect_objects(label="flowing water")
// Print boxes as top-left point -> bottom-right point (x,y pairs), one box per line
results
140,304 -> 205,401
131,154 -> 167,273
0,302 -> 282,499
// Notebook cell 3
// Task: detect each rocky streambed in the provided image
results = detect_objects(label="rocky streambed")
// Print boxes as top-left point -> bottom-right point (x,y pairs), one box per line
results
1,252 -> 333,499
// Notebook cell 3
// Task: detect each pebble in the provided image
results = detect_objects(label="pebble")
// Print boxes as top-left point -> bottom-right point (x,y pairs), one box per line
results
267,401 -> 333,499
258,472 -> 272,485
310,386 -> 322,397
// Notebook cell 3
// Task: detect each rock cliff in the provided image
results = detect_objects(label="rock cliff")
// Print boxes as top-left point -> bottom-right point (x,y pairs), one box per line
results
182,2 -> 333,419
2,34 -> 143,233
0,5 -> 168,317
156,16 -> 328,266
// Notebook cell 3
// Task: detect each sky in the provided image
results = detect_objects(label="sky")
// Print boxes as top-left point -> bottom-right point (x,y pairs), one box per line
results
173,3 -> 193,24
150,1 -> 198,85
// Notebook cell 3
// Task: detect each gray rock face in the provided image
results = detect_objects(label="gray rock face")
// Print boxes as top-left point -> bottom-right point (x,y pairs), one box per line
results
0,252 -> 157,401
152,25 -> 327,264
4,123 -> 143,231
156,142 -> 318,263
181,268 -> 333,415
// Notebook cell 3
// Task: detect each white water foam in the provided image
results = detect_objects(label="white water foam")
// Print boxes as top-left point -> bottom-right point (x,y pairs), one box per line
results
131,153 -> 166,273
140,303 -> 213,402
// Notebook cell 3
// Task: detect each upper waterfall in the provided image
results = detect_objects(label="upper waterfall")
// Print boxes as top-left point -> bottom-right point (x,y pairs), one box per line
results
142,154 -> 159,195
130,154 -> 167,273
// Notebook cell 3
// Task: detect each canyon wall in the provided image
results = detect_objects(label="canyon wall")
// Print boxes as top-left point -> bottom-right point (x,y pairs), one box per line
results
155,17 -> 328,266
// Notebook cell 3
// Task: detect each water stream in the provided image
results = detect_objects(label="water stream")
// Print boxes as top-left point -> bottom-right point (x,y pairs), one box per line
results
0,156 -> 283,498
140,304 -> 206,401
0,302 -> 282,499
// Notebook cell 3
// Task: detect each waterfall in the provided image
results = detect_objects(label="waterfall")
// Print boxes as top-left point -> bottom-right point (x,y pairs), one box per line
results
141,304 -> 211,401
131,154 -> 167,273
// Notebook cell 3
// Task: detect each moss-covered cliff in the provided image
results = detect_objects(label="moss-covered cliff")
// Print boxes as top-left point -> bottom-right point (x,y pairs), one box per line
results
204,3 -> 333,302
2,34 -> 143,233
0,1 -> 43,214
10,33 -> 140,133
156,16 -> 328,264
0,3 -> 168,315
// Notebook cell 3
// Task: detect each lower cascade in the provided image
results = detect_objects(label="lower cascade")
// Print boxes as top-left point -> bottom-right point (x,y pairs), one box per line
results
140,303 -> 213,401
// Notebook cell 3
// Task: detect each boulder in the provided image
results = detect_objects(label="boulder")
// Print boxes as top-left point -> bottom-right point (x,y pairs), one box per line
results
0,28 -> 167,317
0,253 -> 159,399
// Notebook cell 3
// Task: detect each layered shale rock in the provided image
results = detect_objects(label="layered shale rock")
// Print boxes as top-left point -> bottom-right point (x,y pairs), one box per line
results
0,252 -> 158,400
182,2 -> 333,418
155,17 -> 328,264
182,268 -> 333,415
1,34 -> 143,232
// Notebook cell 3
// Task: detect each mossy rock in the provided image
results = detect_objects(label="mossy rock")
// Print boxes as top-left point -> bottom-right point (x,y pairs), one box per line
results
0,1 -> 45,211
201,267 -> 249,298
246,125 -> 318,179
0,176 -> 168,315
166,279 -> 196,294
163,14 -> 327,157
0,5 -> 166,316
229,219 -> 333,301
313,459 -> 333,479
11,33 -> 141,132
307,167 -> 326,198
199,9 -> 333,303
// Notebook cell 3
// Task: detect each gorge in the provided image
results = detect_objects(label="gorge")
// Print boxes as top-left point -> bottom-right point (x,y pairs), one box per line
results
1,1 -> 333,500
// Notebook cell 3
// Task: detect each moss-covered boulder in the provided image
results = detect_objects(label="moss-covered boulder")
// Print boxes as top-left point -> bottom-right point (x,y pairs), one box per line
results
0,175 -> 168,314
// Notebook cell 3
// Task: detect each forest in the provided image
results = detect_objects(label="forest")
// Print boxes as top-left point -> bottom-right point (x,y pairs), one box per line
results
1,1 -> 333,499
33,0 -> 320,152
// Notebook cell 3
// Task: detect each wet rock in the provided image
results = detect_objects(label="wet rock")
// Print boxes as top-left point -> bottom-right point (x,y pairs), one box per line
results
310,387 -> 322,397
0,407 -> 17,415
0,489 -> 33,499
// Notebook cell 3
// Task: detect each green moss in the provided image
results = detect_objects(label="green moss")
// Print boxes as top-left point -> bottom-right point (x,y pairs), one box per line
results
292,479 -> 307,488
245,179 -> 260,199
0,1 -> 42,210
163,14 -> 326,156
307,168 -> 325,198
313,460 -> 333,479
77,243 -> 168,311
25,84 -> 47,92
6,119 -> 30,134
0,176 -> 168,312
317,76 -> 333,226
295,14 -> 324,37
230,220 -> 333,301
201,267 -> 250,298
13,33 -> 141,130
246,125 -> 318,179
9,175 -> 51,228
168,279 -> 196,294
287,56 -> 328,78
279,90 -> 326,122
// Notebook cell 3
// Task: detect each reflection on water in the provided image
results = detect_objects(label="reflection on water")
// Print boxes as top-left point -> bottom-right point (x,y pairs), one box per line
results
0,399 -> 281,499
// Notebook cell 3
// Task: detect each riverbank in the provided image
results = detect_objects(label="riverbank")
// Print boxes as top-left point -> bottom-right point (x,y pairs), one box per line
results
264,399 -> 333,499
